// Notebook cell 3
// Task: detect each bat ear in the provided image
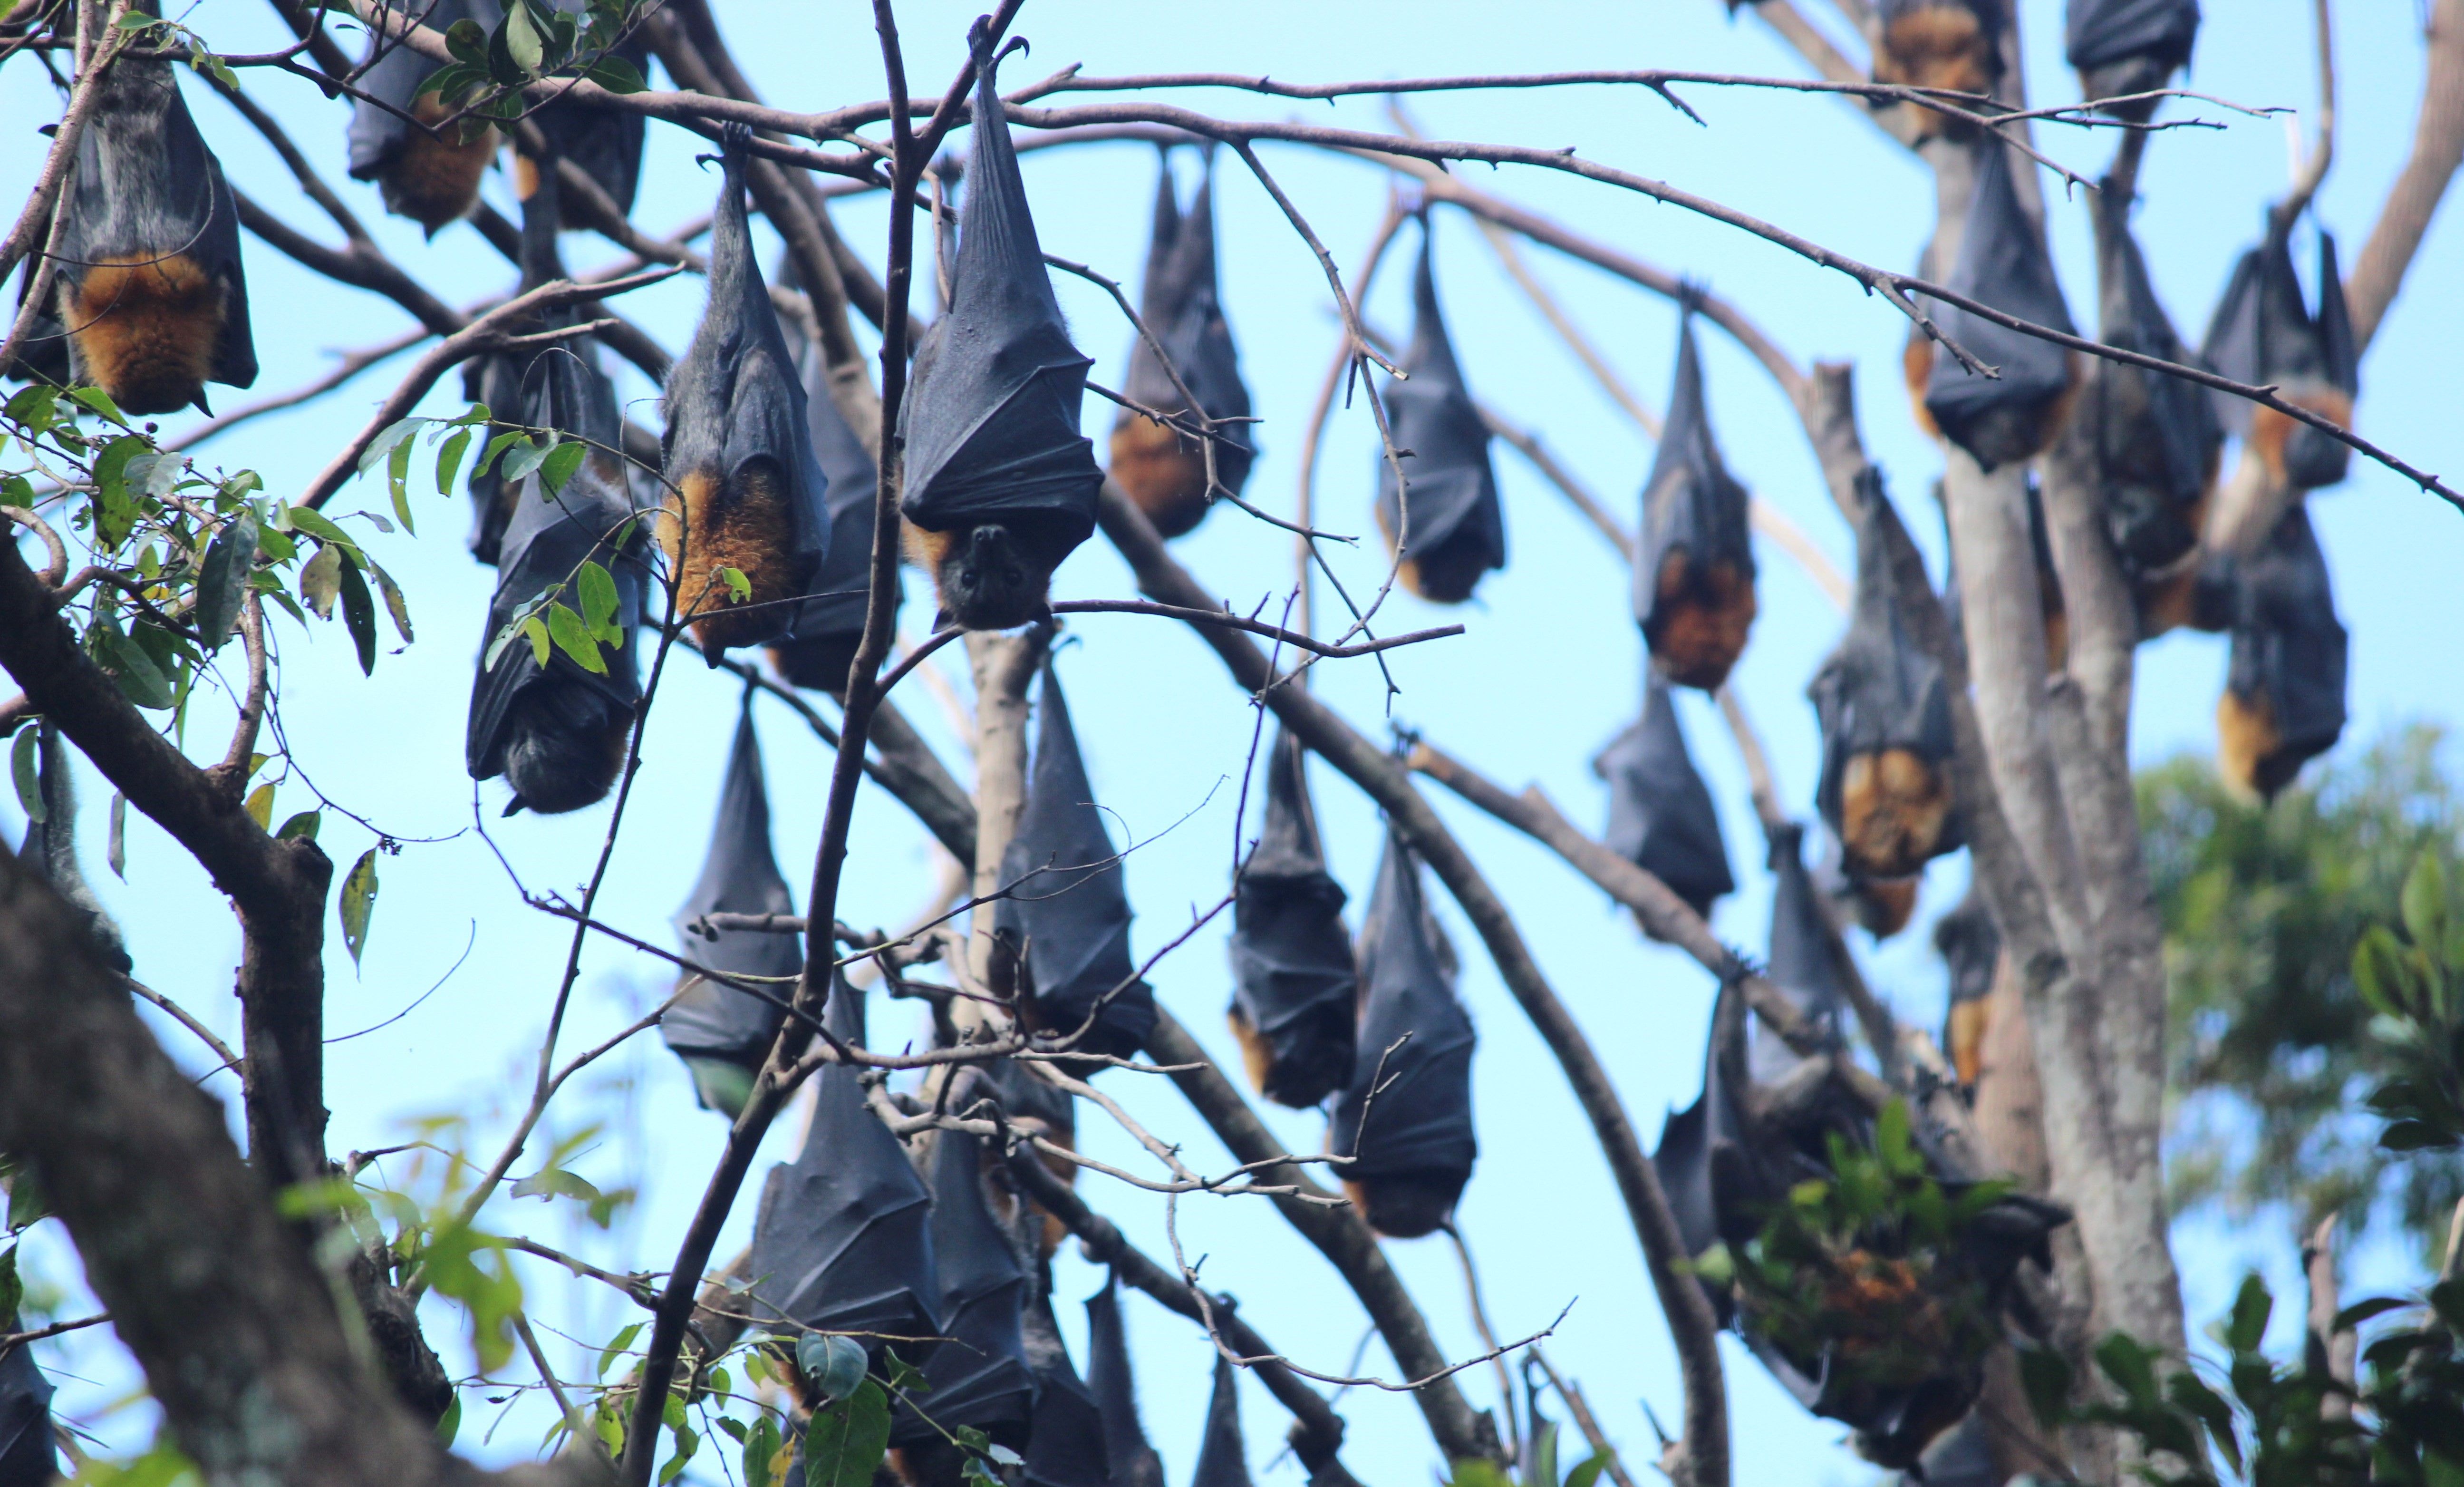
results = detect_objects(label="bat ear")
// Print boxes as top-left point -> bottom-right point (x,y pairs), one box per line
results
191,389 -> 213,416
501,796 -> 528,817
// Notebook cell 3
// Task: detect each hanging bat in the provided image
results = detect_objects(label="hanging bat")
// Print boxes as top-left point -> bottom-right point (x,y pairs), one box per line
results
658,707 -> 799,1117
899,31 -> 1104,632
40,23 -> 255,415
1809,474 -> 1962,884
2201,219 -> 2360,496
1330,826 -> 1478,1240
993,658 -> 1158,1062
1908,139 -> 2081,471
1019,1293 -> 1110,1487
1597,676 -> 1735,923
766,255 -> 902,695
1374,220 -> 1507,604
2066,0 -> 2200,119
0,1295 -> 58,1486
1228,728 -> 1358,1109
516,16 -> 652,223
2082,181 -> 2221,595
466,155 -> 621,566
2216,505 -> 2346,801
659,125 -> 833,657
1932,881 -> 2000,1086
1108,149 -> 1254,538
347,0 -> 502,235
1757,824 -> 1849,1083
744,980 -> 945,1371
1636,304 -> 1757,691
1085,1274 -> 1167,1487
1872,0 -> 2003,139
888,1128 -> 1037,1471
1651,986 -> 1772,1326
16,720 -> 131,973
1191,1355 -> 1253,1487
464,358 -> 649,815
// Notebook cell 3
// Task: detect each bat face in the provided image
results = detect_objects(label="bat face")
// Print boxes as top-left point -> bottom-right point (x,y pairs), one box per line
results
497,684 -> 631,814
52,49 -> 255,413
905,520 -> 1071,633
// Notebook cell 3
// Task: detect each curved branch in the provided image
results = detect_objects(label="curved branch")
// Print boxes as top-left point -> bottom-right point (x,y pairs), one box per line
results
2348,0 -> 2464,349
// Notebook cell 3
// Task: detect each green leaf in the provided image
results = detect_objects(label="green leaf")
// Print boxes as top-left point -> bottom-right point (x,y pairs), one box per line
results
438,427 -> 473,496
193,507 -> 260,651
300,541 -> 345,619
2406,851 -> 2450,952
368,562 -> 415,645
743,1413 -> 783,1487
358,418 -> 423,476
336,554 -> 379,674
103,627 -> 174,710
476,429 -> 527,478
510,1166 -> 603,1205
502,436 -> 553,486
797,1333 -> 868,1405
538,437 -> 587,496
1874,1097 -> 1916,1176
1563,1449 -> 1615,1487
2226,1272 -> 2273,1355
436,1393 -> 463,1448
2097,1331 -> 2164,1409
5,1165 -> 48,1228
502,0 -> 543,74
67,385 -> 126,425
275,810 -> 321,842
388,433 -> 418,535
341,847 -> 379,965
444,16 -> 489,62
2382,1121 -> 2460,1152
582,52 -> 646,91
801,1381 -> 892,1487
243,781 -> 276,831
285,505 -> 361,554
0,1244 -> 19,1322
546,603 -> 608,675
4,384 -> 59,431
2356,927 -> 2409,1019
522,614 -> 551,667
2167,1371 -> 2242,1476
720,566 -> 752,603
597,1320 -> 644,1380
107,790 -> 125,878
578,560 -> 621,642
10,729 -> 42,824
2338,1295 -> 2410,1331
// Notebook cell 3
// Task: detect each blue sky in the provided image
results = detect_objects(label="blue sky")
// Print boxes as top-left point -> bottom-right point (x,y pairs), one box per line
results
5,1 -> 2462,1483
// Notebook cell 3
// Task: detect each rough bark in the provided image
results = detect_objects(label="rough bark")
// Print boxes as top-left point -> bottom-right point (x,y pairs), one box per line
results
2348,0 -> 2464,349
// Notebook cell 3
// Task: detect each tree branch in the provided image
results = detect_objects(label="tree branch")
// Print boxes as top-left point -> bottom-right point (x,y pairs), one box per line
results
2348,0 -> 2464,349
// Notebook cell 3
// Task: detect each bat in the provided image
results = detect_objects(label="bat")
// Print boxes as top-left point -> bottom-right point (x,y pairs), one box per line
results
1908,139 -> 2080,472
1108,149 -> 1254,539
1191,1355 -> 1253,1487
2216,505 -> 2346,801
1872,0 -> 2003,139
976,1057 -> 1078,1261
766,255 -> 903,695
463,351 -> 649,816
899,30 -> 1104,632
1330,825 -> 1478,1240
2201,219 -> 2359,495
658,706 -> 798,1117
465,156 -> 621,566
515,15 -> 652,224
1635,304 -> 1757,690
1809,473 -> 1962,884
0,1300 -> 57,1487
1374,221 -> 1507,605
1019,1293 -> 1110,1487
1756,824 -> 1848,1083
2065,0 -> 2200,119
1596,675 -> 1736,923
347,0 -> 503,235
992,658 -> 1158,1062
1650,986 -> 1769,1326
1816,836 -> 1922,942
2083,181 -> 2220,591
1932,882 -> 2000,1086
16,720 -> 130,973
744,979 -> 944,1371
889,1129 -> 1037,1464
1227,728 -> 1358,1109
1085,1274 -> 1166,1487
659,125 -> 834,657
36,23 -> 255,415
1904,1411 -> 2000,1487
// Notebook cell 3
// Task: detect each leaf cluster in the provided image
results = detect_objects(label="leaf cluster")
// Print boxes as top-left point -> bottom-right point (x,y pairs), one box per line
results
415,0 -> 649,129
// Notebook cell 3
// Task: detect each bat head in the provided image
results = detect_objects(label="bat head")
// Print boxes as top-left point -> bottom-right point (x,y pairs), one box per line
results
500,685 -> 630,815
923,522 -> 1056,632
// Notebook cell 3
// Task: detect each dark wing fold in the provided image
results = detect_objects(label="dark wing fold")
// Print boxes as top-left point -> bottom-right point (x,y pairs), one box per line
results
2084,184 -> 2220,579
2220,505 -> 2346,800
0,1311 -> 58,1486
1228,729 -> 1357,1108
1922,141 -> 2078,470
1021,1295 -> 1111,1487
1084,1275 -> 1165,1487
892,1129 -> 1036,1444
994,659 -> 1156,1061
1596,678 -> 1734,920
1190,1356 -> 1253,1487
659,709 -> 799,1088
768,255 -> 899,680
1374,224 -> 1506,599
1650,986 -> 1774,1326
1122,153 -> 1254,491
1755,825 -> 1846,1083
899,40 -> 1102,539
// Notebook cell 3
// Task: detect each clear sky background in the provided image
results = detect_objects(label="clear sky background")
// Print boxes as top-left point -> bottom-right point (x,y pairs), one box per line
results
6,1 -> 2463,1483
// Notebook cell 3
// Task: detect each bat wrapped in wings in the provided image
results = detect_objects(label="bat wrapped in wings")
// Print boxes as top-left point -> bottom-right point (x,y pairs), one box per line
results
465,158 -> 622,566
516,5 -> 652,224
16,720 -> 130,973
0,1302 -> 58,1486
993,658 -> 1158,1062
1374,222 -> 1507,604
2216,505 -> 2346,801
743,980 -> 942,1365
1108,150 -> 1254,538
22,6 -> 255,416
660,125 -> 833,657
1227,729 -> 1358,1109
464,353 -> 649,816
2201,218 -> 2359,494
899,30 -> 1104,631
1192,1355 -> 1254,1487
1086,1274 -> 1165,1487
1911,140 -> 2081,471
1756,824 -> 1848,1082
1330,825 -> 1478,1239
1596,676 -> 1735,923
1651,986 -> 1774,1326
658,705 -> 797,1117
1635,305 -> 1756,691
1933,882 -> 2000,1088
346,0 -> 503,235
765,256 -> 902,695
1019,1293 -> 1110,1487
889,1128 -> 1037,1464
2066,0 -> 2200,118
1809,474 -> 1962,885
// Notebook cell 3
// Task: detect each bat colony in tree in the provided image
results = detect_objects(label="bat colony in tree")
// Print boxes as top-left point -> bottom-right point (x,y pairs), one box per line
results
3,0 -> 2453,1479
